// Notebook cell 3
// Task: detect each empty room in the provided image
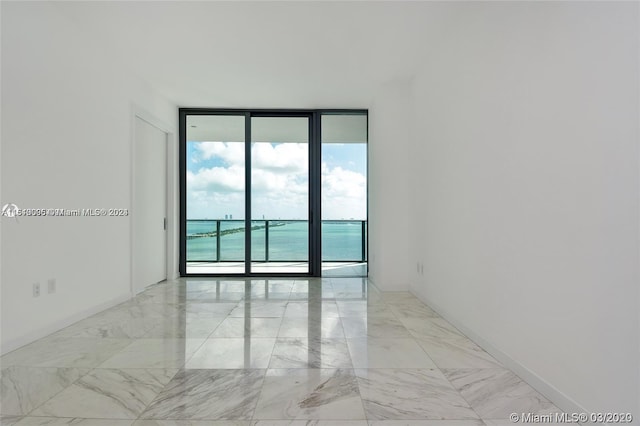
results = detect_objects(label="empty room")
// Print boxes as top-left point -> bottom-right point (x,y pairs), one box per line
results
1,1 -> 638,425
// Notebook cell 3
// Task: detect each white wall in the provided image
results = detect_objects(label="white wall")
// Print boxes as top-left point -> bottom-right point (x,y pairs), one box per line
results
368,80 -> 413,291
1,2 -> 177,353
408,2 -> 639,415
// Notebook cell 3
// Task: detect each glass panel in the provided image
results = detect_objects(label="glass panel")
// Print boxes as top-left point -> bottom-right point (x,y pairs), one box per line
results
218,220 -> 246,261
251,117 -> 309,274
321,114 -> 368,277
186,220 -> 217,261
251,220 -> 266,262
186,115 -> 246,274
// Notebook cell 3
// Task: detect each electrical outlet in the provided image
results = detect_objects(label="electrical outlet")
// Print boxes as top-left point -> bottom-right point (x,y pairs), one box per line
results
33,282 -> 40,297
48,279 -> 56,294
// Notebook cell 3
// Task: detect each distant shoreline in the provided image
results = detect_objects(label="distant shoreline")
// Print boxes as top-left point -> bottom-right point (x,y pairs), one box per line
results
187,221 -> 286,240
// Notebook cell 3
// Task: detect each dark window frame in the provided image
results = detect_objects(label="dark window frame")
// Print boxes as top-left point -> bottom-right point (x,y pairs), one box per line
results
179,108 -> 368,277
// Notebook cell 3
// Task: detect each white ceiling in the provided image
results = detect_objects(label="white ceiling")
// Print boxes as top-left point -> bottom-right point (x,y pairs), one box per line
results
53,1 -> 455,108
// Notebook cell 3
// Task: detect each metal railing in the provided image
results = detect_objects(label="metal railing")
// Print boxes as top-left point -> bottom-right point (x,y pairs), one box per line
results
186,219 -> 367,263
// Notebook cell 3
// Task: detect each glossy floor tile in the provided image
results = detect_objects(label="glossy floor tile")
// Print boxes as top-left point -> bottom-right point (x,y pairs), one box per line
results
253,369 -> 364,420
31,369 -> 177,419
210,318 -> 282,338
141,369 -> 264,420
347,338 -> 438,369
0,416 -> 23,426
98,339 -> 205,369
355,369 -> 477,420
341,316 -> 412,338
442,368 -> 560,418
133,421 -> 250,426
185,338 -> 276,369
0,367 -> 89,416
1,337 -> 132,368
269,338 -> 352,369
367,422 -> 484,426
253,422 -> 367,426
14,418 -> 134,425
1,277 -> 561,423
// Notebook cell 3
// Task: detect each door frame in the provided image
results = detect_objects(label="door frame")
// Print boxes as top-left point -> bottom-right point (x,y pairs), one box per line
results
179,108 -> 367,278
130,106 -> 176,294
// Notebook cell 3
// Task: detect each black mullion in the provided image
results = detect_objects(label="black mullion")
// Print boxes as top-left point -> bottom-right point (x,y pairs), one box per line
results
366,113 -> 370,275
245,112 -> 252,275
307,114 -> 314,276
179,110 -> 187,276
310,112 -> 322,276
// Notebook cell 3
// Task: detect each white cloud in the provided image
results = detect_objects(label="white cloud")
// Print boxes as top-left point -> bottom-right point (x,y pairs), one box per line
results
252,143 -> 308,173
321,162 -> 366,219
187,165 -> 245,193
196,141 -> 245,165
322,163 -> 365,198
187,142 -> 366,220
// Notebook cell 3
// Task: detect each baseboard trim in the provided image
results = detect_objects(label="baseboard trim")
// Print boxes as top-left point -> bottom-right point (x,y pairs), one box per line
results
0,292 -> 133,356
409,289 -> 589,416
368,275 -> 409,292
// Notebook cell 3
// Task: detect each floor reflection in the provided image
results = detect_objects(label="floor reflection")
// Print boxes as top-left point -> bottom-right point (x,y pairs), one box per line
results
1,277 -> 560,423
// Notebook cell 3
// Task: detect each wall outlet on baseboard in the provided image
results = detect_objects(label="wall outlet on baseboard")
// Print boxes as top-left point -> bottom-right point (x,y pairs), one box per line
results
48,279 -> 56,294
33,282 -> 40,297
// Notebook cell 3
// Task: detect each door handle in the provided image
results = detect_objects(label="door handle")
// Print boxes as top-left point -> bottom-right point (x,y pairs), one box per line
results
164,217 -> 167,230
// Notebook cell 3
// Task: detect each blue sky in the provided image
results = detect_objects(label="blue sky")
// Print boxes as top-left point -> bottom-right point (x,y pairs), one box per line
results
187,141 -> 366,220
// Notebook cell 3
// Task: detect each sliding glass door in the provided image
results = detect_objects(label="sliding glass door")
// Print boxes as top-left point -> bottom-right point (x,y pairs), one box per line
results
251,116 -> 310,273
184,114 -> 246,274
180,109 -> 367,277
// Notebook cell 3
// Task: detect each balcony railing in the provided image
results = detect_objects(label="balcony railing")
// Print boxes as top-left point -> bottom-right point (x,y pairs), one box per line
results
187,219 -> 367,263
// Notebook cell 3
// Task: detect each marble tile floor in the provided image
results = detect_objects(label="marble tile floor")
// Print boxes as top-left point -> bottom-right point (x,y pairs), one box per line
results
1,278 -> 560,425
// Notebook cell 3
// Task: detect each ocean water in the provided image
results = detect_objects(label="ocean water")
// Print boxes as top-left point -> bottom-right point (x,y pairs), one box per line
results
187,220 -> 366,262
